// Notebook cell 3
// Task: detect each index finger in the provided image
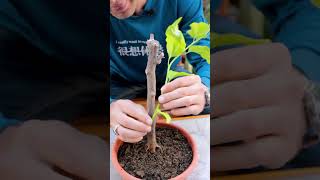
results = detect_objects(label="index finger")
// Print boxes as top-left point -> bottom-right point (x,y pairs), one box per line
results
161,75 -> 201,94
212,43 -> 289,84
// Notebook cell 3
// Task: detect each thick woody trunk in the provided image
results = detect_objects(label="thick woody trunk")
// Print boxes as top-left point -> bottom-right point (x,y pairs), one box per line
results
145,34 -> 163,153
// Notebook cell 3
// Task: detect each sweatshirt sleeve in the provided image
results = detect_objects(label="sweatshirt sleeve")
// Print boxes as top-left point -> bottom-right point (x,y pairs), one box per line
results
254,0 -> 320,81
178,0 -> 210,88
0,113 -> 21,133
110,97 -> 115,104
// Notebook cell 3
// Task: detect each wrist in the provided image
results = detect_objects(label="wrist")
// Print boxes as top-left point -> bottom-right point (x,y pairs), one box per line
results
204,87 -> 210,107
303,80 -> 320,148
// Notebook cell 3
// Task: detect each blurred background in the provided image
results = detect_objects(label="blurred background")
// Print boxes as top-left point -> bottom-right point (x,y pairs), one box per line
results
213,0 -> 269,37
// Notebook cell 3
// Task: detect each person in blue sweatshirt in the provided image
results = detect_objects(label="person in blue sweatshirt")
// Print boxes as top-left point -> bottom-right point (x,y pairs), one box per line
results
212,0 -> 320,172
110,0 -> 210,143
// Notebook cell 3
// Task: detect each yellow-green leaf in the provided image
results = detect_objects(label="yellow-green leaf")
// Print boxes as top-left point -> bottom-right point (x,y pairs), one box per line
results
166,17 -> 186,58
211,32 -> 270,48
152,104 -> 160,120
167,70 -> 191,82
188,45 -> 210,64
152,105 -> 172,124
311,0 -> 320,8
157,111 -> 172,124
187,22 -> 210,40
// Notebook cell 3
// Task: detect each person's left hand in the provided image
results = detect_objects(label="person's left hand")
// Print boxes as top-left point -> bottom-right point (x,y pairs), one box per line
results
212,43 -> 307,171
158,75 -> 207,116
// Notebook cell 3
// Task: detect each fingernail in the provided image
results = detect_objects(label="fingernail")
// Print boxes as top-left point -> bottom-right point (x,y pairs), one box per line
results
158,96 -> 164,103
147,127 -> 151,132
146,117 -> 153,125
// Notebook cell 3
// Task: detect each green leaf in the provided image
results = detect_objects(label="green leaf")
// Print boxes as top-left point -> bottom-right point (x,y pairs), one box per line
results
165,17 -> 186,58
187,22 -> 210,40
188,45 -> 210,64
157,111 -> 172,124
152,104 -> 160,120
167,70 -> 191,82
152,105 -> 172,124
211,32 -> 270,48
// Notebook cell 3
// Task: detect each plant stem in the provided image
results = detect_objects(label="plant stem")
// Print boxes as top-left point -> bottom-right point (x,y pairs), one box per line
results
145,34 -> 163,153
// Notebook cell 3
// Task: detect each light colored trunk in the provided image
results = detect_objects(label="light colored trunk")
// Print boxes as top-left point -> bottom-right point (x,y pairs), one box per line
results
145,34 -> 163,153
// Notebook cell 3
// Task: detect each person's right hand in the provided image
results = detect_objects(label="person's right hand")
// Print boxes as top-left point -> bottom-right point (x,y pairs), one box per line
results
110,99 -> 152,143
0,120 -> 107,180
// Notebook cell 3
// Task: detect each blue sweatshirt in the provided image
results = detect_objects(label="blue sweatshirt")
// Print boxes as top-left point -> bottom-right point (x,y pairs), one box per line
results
110,0 -> 210,102
212,0 -> 320,82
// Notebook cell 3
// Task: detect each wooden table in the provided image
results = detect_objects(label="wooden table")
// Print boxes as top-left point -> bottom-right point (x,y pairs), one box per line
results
214,168 -> 320,180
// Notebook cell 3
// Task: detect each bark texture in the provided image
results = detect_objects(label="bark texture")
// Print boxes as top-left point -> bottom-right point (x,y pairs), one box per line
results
145,34 -> 163,153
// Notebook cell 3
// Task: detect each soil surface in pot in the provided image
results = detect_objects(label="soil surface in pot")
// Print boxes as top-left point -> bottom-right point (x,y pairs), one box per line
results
118,127 -> 193,179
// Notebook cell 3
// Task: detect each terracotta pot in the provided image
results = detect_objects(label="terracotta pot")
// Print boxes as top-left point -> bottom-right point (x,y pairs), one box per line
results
111,122 -> 199,180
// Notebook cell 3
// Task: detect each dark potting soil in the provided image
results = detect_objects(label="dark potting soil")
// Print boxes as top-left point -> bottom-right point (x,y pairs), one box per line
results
118,127 -> 193,180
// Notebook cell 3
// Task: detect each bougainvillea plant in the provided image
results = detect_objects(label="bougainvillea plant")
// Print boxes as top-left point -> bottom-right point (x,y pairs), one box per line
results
145,17 -> 210,153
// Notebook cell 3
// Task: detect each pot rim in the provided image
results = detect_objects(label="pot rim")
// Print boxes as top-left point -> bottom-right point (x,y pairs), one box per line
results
111,122 -> 199,180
